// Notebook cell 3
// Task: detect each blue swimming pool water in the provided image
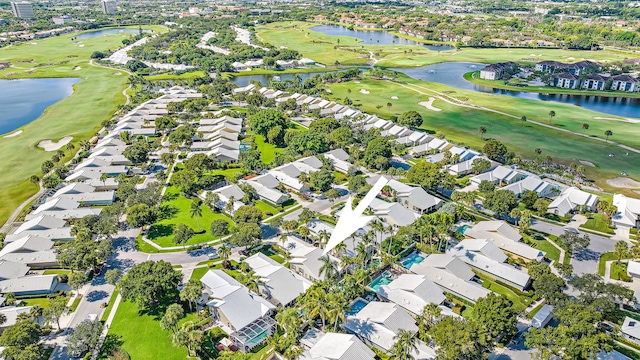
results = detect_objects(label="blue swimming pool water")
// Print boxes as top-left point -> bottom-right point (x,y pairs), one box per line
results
239,143 -> 251,151
346,299 -> 368,316
456,225 -> 471,234
401,253 -> 425,269
369,271 -> 393,291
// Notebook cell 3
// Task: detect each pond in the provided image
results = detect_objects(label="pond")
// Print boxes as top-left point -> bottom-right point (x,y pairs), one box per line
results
311,24 -> 454,51
392,62 -> 640,118
76,28 -> 152,39
0,78 -> 80,135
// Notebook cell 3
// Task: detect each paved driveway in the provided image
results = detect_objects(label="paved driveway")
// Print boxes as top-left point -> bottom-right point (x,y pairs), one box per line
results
531,218 -> 614,275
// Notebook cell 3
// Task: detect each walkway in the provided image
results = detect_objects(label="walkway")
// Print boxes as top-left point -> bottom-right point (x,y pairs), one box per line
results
394,81 -> 640,154
88,59 -> 133,105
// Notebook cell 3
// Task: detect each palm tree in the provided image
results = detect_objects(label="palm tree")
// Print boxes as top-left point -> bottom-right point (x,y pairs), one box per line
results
370,219 -> 385,256
100,173 -> 109,188
79,140 -> 91,151
391,329 -> 418,360
615,240 -> 629,264
218,244 -> 231,261
276,307 -> 300,336
65,143 -> 75,151
30,175 -> 40,189
386,102 -> 393,114
605,130 -> 613,142
582,123 -> 589,132
534,148 -> 542,155
327,293 -> 348,330
225,196 -> 235,214
298,226 -> 310,242
304,287 -> 328,329
520,116 -> 527,127
319,255 -> 338,280
244,272 -> 262,294
172,321 -> 203,356
190,199 -> 202,231
332,241 -> 347,257
478,126 -> 487,140
548,110 -> 555,124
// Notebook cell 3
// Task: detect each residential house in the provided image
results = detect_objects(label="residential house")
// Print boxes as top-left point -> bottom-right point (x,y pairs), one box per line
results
269,156 -> 322,193
0,274 -> 59,296
448,240 -> 531,291
622,317 -> 640,345
14,215 -> 66,235
548,187 -> 599,217
50,183 -> 116,205
448,156 -> 498,177
465,221 -> 545,262
323,149 -> 354,174
243,174 -> 289,205
376,274 -> 446,316
610,75 -> 640,92
470,165 -> 525,186
343,302 -> 436,358
501,176 -> 555,198
628,261 -> 640,280
408,254 -> 490,303
26,198 -> 101,221
376,177 -> 442,214
479,62 -> 518,80
299,332 -> 376,360
532,305 -> 554,328
0,260 -> 30,280
0,306 -> 38,332
613,194 -> 640,230
368,198 -> 421,227
204,184 -> 245,215
200,270 -> 276,351
283,236 -> 338,281
244,253 -> 312,307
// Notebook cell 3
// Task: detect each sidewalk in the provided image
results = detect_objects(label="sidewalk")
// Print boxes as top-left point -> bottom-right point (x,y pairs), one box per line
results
90,294 -> 122,360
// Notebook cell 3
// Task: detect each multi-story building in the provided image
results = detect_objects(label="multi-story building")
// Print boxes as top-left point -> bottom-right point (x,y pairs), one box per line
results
11,2 -> 34,18
101,0 -> 117,14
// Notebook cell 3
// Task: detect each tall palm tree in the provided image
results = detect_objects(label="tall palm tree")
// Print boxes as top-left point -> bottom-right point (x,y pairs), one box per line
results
332,241 -> 347,257
0,313 -> 6,327
478,126 -> 487,140
100,173 -> 109,188
391,329 -> 418,360
244,272 -> 263,294
190,199 -> 202,231
225,196 -> 235,214
548,110 -> 556,124
327,293 -> 348,330
275,307 -> 300,336
304,287 -> 328,329
218,244 -> 231,262
520,116 -> 526,127
29,175 -> 40,189
298,226 -> 310,242
319,255 -> 338,280
605,130 -> 613,142
370,219 -> 385,256
386,102 -> 393,114
582,123 -> 589,132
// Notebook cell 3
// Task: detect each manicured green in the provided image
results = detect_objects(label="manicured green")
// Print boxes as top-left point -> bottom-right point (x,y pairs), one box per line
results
611,262 -> 629,281
190,267 -> 210,281
476,272 -> 527,310
69,296 -> 82,313
105,300 -> 196,360
43,269 -> 72,276
253,134 -> 283,164
326,76 -> 640,190
20,297 -> 54,308
581,214 -> 615,234
147,186 -> 234,247
145,70 -> 206,80
0,25 -> 164,225
254,200 -> 280,216
524,235 -> 561,263
598,252 -> 622,276
209,167 -> 244,178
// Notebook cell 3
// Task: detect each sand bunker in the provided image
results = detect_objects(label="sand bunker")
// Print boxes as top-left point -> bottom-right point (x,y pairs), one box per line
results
38,136 -> 73,151
113,72 -> 122,76
3,130 -> 23,138
390,96 -> 399,100
606,177 -> 640,189
418,98 -> 442,112
579,160 -> 595,167
594,116 -> 640,124
73,66 -> 81,71
359,89 -> 370,94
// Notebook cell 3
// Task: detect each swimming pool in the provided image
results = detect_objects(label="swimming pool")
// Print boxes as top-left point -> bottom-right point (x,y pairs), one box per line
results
239,143 -> 251,151
456,224 -> 471,234
369,271 -> 394,291
346,298 -> 369,316
401,252 -> 425,269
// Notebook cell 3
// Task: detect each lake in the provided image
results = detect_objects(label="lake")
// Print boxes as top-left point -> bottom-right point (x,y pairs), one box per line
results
392,62 -> 640,118
0,78 -> 80,135
76,28 -> 152,39
311,24 -> 454,51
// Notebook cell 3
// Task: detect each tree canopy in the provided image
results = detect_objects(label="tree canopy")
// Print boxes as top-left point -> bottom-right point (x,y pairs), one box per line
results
118,260 -> 182,309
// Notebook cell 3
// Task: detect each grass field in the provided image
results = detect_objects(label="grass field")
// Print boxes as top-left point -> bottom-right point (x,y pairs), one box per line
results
580,214 -> 615,234
253,134 -> 283,164
326,76 -> 640,190
0,25 -> 164,225
257,21 -> 634,68
104,300 -> 194,360
254,200 -> 280,216
147,186 -> 234,247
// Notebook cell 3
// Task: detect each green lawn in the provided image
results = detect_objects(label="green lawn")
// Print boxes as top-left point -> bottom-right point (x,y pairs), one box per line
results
0,25 -> 163,225
326,77 -> 640,189
581,214 -> 615,234
69,296 -> 82,313
147,187 -> 234,248
43,269 -> 72,276
20,297 -> 54,308
254,200 -> 280,217
531,238 -> 561,263
476,272 -> 528,311
190,267 -> 210,281
101,290 -> 119,322
598,252 -> 632,276
145,70 -> 206,80
611,262 -> 629,281
253,134 -> 283,164
103,300 -> 196,360
209,167 -> 245,178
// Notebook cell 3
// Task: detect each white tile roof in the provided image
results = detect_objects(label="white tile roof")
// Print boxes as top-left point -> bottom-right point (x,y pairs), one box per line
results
377,274 -> 446,315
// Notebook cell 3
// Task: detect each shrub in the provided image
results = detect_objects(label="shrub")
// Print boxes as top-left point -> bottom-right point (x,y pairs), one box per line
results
59,274 -> 69,283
